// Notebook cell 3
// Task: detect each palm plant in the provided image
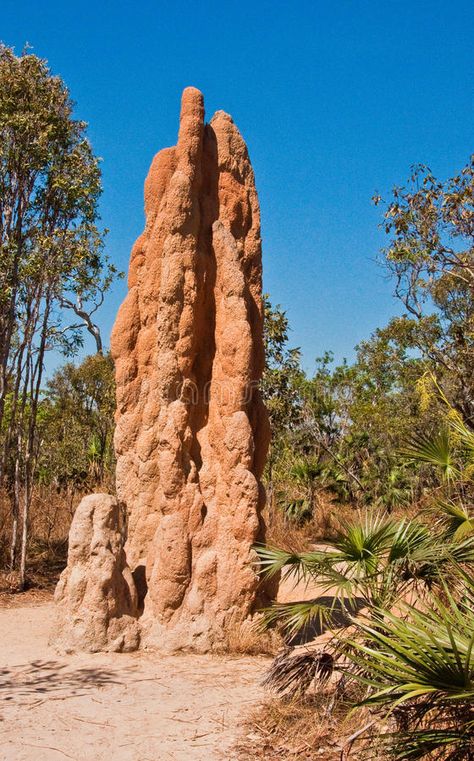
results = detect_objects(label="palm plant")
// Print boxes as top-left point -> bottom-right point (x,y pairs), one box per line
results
256,512 -> 473,639
402,428 -> 460,483
275,455 -> 329,525
281,497 -> 313,525
376,465 -> 413,512
258,525 -> 474,755
259,405 -> 474,757
345,572 -> 474,760
326,466 -> 351,502
289,456 -> 326,488
402,414 -> 474,540
290,455 -> 327,510
435,500 -> 474,541
402,412 -> 474,485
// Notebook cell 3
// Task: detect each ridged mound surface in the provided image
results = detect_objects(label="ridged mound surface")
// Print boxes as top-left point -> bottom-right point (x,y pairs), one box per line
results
111,87 -> 270,651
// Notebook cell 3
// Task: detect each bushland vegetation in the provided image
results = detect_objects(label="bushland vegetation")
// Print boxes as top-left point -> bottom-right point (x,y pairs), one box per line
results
257,155 -> 474,759
0,45 -> 117,587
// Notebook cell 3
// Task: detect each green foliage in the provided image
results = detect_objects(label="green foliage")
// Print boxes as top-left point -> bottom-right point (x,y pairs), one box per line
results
435,500 -> 474,541
402,428 -> 460,482
262,156 -> 474,521
38,353 -> 116,489
259,393 -> 474,757
375,157 -> 474,427
256,511 -> 473,639
258,505 -> 474,758
0,45 -> 116,356
0,45 -> 118,580
402,411 -> 474,540
264,325 -> 431,518
346,574 -> 474,759
261,296 -> 303,447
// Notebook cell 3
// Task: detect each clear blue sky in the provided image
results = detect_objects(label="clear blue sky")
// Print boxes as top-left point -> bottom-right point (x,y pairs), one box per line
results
2,0 -> 473,372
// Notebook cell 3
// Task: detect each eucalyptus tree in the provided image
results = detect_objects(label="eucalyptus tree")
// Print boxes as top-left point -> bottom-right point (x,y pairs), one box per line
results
0,46 -> 117,585
261,296 -> 304,512
40,352 -> 116,492
375,157 -> 474,426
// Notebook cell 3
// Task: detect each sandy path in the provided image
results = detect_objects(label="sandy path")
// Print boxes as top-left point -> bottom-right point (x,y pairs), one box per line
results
0,602 -> 269,761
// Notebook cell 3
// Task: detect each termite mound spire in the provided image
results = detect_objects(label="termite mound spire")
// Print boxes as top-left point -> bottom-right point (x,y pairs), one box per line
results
55,88 -> 273,654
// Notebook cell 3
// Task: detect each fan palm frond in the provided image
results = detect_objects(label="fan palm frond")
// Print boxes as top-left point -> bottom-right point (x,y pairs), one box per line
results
387,519 -> 431,562
350,611 -> 474,703
289,457 -> 325,486
378,725 -> 474,761
260,599 -> 336,637
402,429 -> 460,482
330,515 -> 397,575
345,576 -> 474,759
435,500 -> 474,541
449,417 -> 474,460
446,536 -> 474,566
254,544 -> 327,582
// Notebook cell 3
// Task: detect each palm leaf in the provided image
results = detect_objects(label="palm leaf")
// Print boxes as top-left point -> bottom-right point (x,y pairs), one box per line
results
401,429 -> 460,482
449,416 -> 474,460
387,518 -> 432,562
253,544 -> 328,583
434,499 -> 474,541
260,599 -> 336,637
378,725 -> 474,761
349,611 -> 474,703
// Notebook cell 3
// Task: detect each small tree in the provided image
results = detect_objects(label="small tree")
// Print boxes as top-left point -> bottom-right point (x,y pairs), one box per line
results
375,158 -> 474,426
40,353 -> 116,492
261,296 -> 304,511
0,46 -> 117,586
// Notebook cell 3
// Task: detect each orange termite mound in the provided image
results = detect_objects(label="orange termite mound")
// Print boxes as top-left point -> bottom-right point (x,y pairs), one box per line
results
106,87 -> 271,652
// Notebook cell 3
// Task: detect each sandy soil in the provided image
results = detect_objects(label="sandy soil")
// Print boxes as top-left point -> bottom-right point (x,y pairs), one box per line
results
0,600 -> 270,761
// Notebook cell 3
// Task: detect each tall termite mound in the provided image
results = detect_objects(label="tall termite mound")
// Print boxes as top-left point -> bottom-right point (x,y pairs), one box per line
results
110,87 -> 271,651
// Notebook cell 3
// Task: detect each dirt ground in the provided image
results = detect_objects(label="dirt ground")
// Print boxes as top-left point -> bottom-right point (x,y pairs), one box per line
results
0,598 -> 270,761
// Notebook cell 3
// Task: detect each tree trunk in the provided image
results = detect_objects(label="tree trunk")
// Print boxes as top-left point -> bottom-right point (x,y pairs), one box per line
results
9,473 -> 19,571
18,477 -> 29,589
18,298 -> 51,589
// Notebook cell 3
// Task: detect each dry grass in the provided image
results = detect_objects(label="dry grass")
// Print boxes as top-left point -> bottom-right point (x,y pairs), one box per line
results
235,689 -> 379,761
0,485 -> 89,589
264,492 -> 358,552
0,584 -> 53,607
221,613 -> 283,655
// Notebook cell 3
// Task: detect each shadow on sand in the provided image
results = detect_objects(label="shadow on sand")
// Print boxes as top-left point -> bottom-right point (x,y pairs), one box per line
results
0,660 -> 121,702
